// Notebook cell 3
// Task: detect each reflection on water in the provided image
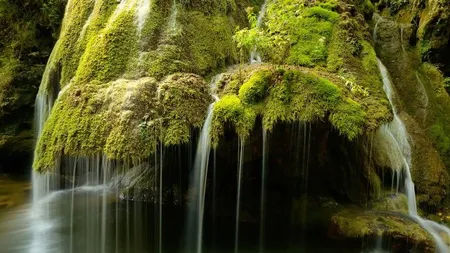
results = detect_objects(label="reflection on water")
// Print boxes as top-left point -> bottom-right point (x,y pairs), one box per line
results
0,176 -> 30,209
0,176 -> 360,253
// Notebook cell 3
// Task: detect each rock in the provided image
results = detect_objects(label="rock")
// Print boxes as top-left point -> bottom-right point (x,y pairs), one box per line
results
329,208 -> 434,252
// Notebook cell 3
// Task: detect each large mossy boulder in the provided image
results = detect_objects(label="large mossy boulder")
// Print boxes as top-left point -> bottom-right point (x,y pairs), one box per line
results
35,0 -> 393,173
33,0 -> 259,171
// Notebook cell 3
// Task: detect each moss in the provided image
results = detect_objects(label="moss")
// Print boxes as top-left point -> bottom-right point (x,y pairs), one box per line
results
211,94 -> 256,147
329,98 -> 366,140
34,74 -> 211,171
368,170 -> 382,199
261,1 -> 339,67
181,11 -> 236,75
238,69 -> 271,104
158,73 -> 212,145
331,209 -> 433,247
141,3 -> 241,80
75,7 -> 138,84
212,64 -> 385,143
146,45 -> 191,79
430,123 -> 450,155
40,0 -> 99,92
371,193 -> 409,213
327,24 -> 391,131
33,0 -> 255,170
416,63 -> 450,172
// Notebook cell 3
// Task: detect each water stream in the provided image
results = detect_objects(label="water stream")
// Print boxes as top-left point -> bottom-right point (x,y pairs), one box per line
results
377,59 -> 450,252
186,76 -> 220,253
259,129 -> 268,253
250,0 -> 269,63
234,138 -> 245,253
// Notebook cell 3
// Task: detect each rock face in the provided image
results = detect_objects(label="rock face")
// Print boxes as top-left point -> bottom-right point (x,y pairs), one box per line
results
373,14 -> 450,209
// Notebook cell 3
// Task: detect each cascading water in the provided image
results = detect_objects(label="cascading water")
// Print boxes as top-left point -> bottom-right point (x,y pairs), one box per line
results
235,138 -> 245,253
168,0 -> 179,35
415,72 -> 429,123
186,75 -> 220,253
376,59 -> 450,253
136,0 -> 151,38
250,0 -> 269,63
259,129 -> 268,253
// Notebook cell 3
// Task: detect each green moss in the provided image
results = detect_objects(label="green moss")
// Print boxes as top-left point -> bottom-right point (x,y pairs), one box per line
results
146,45 -> 191,79
269,2 -> 339,66
213,65 -> 382,142
75,8 -> 138,84
368,170 -> 382,199
238,69 -> 271,104
372,193 -> 408,213
34,74 -> 211,171
331,209 -> 432,246
181,11 -> 236,75
211,94 -> 256,146
430,123 -> 450,157
158,73 -> 212,145
417,63 -> 450,170
329,98 -> 366,140
40,0 -> 99,92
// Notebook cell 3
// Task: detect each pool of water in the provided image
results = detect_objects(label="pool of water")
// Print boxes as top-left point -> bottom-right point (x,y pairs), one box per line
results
0,177 -> 363,253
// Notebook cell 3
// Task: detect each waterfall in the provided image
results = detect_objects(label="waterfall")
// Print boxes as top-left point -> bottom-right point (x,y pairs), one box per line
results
167,0 -> 179,36
159,143 -> 163,253
400,26 -> 406,52
259,129 -> 268,253
372,14 -> 381,45
78,0 -> 97,42
376,59 -> 450,252
136,0 -> 151,38
250,0 -> 269,63
212,149 -> 217,251
235,138 -> 245,253
186,76 -> 220,253
415,72 -> 429,123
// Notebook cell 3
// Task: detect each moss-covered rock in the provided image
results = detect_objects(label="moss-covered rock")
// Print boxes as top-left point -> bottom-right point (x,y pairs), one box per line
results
330,209 -> 435,252
33,0 -> 259,171
373,16 -> 450,208
34,73 -> 211,171
211,64 -> 390,146
371,193 -> 409,213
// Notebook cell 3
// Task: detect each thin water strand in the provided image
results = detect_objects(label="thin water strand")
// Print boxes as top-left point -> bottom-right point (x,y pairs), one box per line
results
186,76 -> 220,253
259,129 -> 268,253
250,0 -> 269,63
235,139 -> 245,253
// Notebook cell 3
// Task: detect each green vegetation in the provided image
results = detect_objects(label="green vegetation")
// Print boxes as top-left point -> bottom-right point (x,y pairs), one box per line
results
371,193 -> 409,213
418,63 -> 450,169
34,74 -> 211,171
329,98 -> 366,140
233,0 -> 340,66
331,209 -> 433,248
0,0 -> 65,166
211,94 -> 256,146
33,0 -> 255,170
238,69 -> 271,103
211,65 -> 387,146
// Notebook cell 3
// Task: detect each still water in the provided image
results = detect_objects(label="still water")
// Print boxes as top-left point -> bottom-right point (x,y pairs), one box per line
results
0,176 -> 360,253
